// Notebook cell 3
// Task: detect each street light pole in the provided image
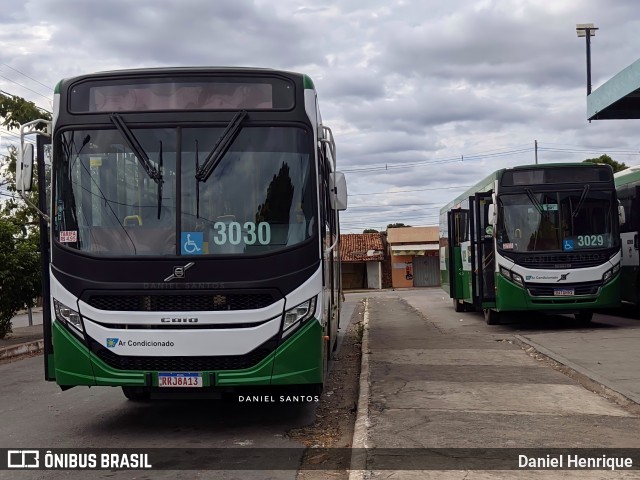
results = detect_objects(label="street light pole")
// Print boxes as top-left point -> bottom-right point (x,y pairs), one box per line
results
576,23 -> 598,95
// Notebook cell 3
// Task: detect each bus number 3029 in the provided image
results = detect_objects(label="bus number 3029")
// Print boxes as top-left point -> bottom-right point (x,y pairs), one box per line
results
577,234 -> 604,247
212,221 -> 271,246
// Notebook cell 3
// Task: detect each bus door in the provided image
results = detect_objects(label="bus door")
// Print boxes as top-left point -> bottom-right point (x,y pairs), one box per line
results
446,208 -> 468,300
36,134 -> 55,381
472,192 -> 496,307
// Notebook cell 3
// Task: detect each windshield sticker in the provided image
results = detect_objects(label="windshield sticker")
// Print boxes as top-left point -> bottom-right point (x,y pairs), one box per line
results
502,242 -> 514,250
59,231 -> 78,243
541,204 -> 558,211
562,239 -> 575,251
181,232 -> 203,255
89,156 -> 103,167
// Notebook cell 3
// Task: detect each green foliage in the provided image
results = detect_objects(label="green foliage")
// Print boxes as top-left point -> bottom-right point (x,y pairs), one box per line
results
363,229 -> 379,233
583,154 -> 627,173
387,223 -> 411,229
0,93 -> 50,130
0,93 -> 49,338
0,220 -> 41,338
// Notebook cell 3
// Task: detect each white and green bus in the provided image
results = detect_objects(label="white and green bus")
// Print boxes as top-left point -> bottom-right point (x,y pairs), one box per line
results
615,165 -> 640,306
440,163 -> 623,324
16,67 -> 347,399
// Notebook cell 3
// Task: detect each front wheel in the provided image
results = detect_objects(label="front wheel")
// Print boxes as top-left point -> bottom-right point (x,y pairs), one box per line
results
484,308 -> 500,325
575,311 -> 593,324
122,386 -> 150,401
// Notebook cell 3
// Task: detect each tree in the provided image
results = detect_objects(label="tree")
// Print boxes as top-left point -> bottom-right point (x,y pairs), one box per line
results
0,92 -> 51,338
0,220 -> 41,338
387,223 -> 411,229
583,154 -> 627,173
363,229 -> 379,233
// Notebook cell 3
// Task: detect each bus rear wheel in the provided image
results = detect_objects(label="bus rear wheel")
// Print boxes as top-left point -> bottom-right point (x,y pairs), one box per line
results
453,299 -> 465,312
484,308 -> 500,325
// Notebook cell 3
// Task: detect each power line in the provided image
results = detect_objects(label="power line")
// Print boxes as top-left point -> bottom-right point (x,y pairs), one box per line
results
1,63 -> 53,93
348,185 -> 471,196
0,80 -> 52,113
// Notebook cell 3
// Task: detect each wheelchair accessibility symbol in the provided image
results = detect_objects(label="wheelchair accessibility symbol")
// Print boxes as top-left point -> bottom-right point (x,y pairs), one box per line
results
563,239 -> 574,251
181,232 -> 203,255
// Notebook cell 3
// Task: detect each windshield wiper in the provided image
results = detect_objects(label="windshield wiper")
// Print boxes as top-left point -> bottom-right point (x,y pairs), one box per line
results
524,187 -> 545,216
572,184 -> 590,218
110,114 -> 163,184
110,113 -> 164,219
195,110 -> 247,183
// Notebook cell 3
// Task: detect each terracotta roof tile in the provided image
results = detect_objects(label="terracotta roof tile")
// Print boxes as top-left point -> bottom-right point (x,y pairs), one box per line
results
340,233 -> 385,262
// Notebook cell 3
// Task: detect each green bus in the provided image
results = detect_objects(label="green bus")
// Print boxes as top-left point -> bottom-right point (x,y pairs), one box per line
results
615,166 -> 640,306
16,67 -> 347,399
440,163 -> 623,324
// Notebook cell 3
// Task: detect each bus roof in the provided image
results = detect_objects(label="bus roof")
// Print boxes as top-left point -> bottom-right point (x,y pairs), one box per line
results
54,67 -> 315,93
440,162 -> 612,214
614,165 -> 640,187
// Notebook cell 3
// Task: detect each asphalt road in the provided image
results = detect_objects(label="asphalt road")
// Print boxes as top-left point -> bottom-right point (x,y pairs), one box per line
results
0,299 -> 358,480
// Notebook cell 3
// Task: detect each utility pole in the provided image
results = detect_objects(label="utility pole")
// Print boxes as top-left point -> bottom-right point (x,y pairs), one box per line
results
576,23 -> 598,95
535,140 -> 538,164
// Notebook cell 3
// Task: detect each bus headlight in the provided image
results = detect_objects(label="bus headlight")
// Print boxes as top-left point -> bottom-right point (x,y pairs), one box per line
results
53,299 -> 84,338
602,263 -> 620,284
282,296 -> 317,338
499,266 -> 523,286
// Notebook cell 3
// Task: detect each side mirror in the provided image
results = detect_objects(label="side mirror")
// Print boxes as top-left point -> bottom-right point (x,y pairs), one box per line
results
487,204 -> 496,226
330,171 -> 347,211
16,143 -> 34,192
618,204 -> 626,225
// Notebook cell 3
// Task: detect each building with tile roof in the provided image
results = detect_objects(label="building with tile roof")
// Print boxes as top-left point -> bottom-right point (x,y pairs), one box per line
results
339,233 -> 386,289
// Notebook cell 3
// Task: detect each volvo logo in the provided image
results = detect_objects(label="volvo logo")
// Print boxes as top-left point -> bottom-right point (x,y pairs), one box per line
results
164,262 -> 195,282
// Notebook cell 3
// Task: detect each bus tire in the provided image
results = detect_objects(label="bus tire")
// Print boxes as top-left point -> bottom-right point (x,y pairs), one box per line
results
484,308 -> 500,325
575,311 -> 593,324
122,386 -> 150,401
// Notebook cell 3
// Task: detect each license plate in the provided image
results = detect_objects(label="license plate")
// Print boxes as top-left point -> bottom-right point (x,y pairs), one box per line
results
158,372 -> 202,388
554,288 -> 574,296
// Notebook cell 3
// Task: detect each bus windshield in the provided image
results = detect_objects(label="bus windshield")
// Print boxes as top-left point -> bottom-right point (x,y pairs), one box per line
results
54,126 -> 315,256
497,189 -> 618,253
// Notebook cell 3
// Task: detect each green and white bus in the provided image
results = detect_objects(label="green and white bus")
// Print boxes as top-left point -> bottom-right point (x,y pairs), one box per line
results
440,163 -> 623,324
16,67 -> 347,399
615,165 -> 640,306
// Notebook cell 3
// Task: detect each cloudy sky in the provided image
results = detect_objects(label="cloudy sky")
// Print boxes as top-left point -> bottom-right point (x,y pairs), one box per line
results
2,0 -> 640,232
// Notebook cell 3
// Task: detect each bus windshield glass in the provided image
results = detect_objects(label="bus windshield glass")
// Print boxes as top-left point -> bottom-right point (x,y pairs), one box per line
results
54,126 -> 315,256
496,190 -> 618,253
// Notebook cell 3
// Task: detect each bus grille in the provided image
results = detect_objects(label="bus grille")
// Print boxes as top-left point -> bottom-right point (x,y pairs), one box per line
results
89,339 -> 276,371
518,253 -> 608,269
86,293 -> 276,312
527,281 -> 601,297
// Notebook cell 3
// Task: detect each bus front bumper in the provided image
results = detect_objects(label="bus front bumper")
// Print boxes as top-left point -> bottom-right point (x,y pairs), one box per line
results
495,274 -> 620,313
51,318 -> 324,388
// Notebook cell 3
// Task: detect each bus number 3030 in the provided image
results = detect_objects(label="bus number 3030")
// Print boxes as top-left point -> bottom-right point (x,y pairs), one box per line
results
212,221 -> 271,246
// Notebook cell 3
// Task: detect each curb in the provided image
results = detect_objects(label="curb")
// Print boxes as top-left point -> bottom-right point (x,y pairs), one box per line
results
0,340 -> 45,360
349,298 -> 370,480
515,334 -> 640,406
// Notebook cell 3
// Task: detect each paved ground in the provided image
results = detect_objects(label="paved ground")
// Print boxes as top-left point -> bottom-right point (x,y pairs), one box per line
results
5,291 -> 640,478
348,289 -> 640,479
